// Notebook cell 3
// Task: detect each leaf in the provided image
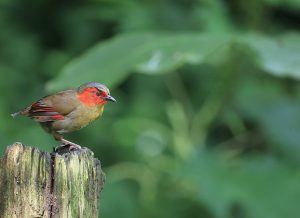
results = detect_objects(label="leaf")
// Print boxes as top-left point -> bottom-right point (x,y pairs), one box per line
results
243,33 -> 300,79
46,32 -> 300,91
46,32 -> 232,91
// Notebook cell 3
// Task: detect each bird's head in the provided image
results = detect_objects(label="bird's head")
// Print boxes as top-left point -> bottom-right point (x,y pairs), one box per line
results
77,82 -> 116,106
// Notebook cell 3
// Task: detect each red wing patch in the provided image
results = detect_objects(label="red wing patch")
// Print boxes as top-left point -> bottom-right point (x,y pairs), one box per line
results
29,101 -> 65,122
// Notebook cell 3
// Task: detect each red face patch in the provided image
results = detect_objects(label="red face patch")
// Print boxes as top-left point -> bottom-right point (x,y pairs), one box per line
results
78,87 -> 107,106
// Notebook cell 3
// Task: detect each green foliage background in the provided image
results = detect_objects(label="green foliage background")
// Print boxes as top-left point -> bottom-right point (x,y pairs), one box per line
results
1,0 -> 300,217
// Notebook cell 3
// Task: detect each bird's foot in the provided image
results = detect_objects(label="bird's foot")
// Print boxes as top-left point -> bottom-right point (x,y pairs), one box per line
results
61,139 -> 82,149
54,139 -> 82,152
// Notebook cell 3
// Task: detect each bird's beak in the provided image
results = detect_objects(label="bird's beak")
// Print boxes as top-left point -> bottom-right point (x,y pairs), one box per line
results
104,95 -> 116,102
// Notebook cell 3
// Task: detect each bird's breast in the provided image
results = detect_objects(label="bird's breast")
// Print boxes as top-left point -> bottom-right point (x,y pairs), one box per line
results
53,104 -> 105,133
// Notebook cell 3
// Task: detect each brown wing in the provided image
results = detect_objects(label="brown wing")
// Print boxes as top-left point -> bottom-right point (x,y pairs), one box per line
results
41,90 -> 79,115
22,90 -> 79,122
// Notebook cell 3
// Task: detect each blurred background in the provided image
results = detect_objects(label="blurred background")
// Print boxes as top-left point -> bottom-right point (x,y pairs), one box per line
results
1,0 -> 300,217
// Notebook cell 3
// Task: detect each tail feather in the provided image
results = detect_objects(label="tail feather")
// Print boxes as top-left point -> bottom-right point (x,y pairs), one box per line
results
11,111 -> 21,118
11,107 -> 28,118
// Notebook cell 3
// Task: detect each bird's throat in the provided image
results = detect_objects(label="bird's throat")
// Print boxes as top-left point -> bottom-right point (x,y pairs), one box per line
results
78,90 -> 106,106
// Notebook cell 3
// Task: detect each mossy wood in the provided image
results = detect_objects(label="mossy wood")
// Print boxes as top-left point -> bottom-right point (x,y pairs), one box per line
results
0,143 -> 105,218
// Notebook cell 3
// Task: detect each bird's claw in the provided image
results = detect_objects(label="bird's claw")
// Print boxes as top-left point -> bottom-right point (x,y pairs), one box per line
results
61,139 -> 82,149
68,144 -> 81,151
54,141 -> 82,153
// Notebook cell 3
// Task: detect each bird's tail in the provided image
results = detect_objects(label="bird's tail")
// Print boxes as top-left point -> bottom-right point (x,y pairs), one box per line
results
11,107 -> 29,118
11,111 -> 21,118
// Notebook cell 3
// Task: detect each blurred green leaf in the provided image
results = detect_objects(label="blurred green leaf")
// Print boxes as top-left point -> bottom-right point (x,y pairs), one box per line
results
46,32 -> 231,91
113,117 -> 170,150
264,0 -> 300,9
234,77 -> 300,161
47,32 -> 300,92
244,33 -> 300,79
101,182 -> 138,218
179,152 -> 300,218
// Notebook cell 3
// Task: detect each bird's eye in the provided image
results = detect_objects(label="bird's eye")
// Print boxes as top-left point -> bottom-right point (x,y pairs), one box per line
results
96,91 -> 102,96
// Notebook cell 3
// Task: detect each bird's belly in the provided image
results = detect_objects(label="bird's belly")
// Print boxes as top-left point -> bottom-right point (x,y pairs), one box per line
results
53,105 -> 104,133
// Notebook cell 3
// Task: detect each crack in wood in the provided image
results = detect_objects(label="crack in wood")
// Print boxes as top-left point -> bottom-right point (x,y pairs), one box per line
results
49,151 -> 56,218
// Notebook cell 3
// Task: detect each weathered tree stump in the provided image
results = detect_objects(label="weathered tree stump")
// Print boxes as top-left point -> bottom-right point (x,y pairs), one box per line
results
0,142 -> 105,218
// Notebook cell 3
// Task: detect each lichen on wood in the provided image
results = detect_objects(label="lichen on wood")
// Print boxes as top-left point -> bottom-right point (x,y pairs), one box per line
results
0,142 -> 104,218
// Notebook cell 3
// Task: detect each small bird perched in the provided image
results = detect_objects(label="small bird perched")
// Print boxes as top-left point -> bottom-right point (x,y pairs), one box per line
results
11,82 -> 116,150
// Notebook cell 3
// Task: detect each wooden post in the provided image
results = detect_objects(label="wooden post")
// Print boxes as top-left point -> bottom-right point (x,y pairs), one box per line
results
0,142 -> 105,218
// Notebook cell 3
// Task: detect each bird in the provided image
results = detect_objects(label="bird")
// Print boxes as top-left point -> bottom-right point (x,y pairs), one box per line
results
11,82 -> 116,150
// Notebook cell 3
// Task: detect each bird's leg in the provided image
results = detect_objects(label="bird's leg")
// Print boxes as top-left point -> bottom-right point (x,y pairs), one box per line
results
53,133 -> 82,151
